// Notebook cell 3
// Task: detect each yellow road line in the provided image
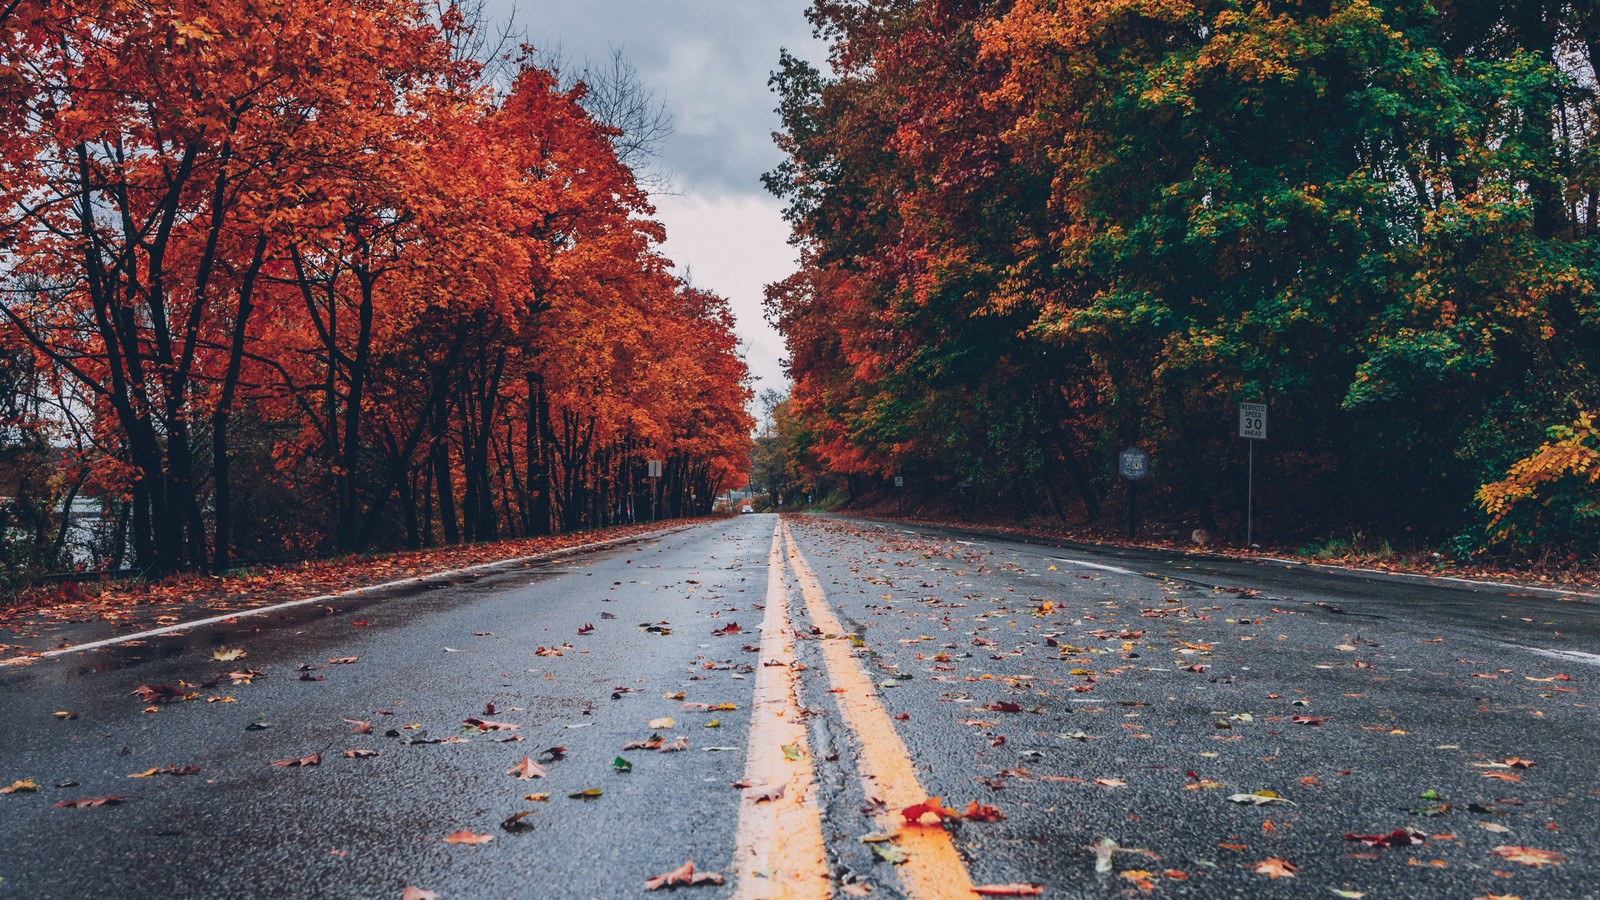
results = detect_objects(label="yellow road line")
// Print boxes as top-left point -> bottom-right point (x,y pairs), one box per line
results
731,523 -> 830,899
781,520 -> 979,899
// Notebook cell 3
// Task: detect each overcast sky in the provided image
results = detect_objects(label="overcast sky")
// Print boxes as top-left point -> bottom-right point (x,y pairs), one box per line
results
487,1 -> 828,405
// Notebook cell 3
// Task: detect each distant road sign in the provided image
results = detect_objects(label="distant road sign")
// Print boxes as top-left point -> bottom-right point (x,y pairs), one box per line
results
894,476 -> 904,487
1239,403 -> 1267,440
647,459 -> 664,478
1118,447 -> 1149,481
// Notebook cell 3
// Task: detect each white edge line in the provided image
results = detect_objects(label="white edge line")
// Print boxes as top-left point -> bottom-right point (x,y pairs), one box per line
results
3,524 -> 697,666
1253,555 -> 1598,599
1052,557 -> 1137,577
1524,647 -> 1600,667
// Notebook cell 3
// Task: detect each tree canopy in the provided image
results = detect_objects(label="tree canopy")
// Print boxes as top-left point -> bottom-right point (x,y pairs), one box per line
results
767,0 -> 1600,556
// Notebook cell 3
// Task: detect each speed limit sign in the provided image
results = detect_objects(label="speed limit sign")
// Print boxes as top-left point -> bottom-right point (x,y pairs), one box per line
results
1239,403 -> 1267,440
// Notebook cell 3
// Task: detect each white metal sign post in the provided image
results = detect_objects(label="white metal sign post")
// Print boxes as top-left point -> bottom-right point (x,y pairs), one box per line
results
1239,403 -> 1266,547
1118,447 -> 1149,540
647,459 -> 664,521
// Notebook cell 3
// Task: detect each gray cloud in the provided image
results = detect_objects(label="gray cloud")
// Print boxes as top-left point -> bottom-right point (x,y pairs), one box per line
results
502,1 -> 824,198
488,1 -> 827,402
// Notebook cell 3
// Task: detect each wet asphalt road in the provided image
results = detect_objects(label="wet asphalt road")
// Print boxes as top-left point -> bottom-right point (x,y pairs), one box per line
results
1,514 -> 1595,899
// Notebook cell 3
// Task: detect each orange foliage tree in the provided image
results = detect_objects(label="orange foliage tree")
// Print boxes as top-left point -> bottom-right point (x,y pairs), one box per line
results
1,3 -> 752,576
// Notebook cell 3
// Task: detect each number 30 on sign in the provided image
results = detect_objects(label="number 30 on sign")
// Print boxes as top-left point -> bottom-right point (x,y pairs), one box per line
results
1239,403 -> 1266,440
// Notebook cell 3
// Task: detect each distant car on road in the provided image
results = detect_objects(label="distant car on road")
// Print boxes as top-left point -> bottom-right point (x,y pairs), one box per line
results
740,505 -> 754,513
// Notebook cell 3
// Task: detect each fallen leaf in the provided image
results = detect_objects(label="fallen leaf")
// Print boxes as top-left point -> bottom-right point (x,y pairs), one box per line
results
127,765 -> 200,778
53,795 -> 126,809
343,749 -> 379,758
1489,846 -> 1565,867
644,860 -> 724,890
1091,838 -> 1120,873
568,788 -> 603,800
131,684 -> 183,704
501,810 -> 539,832
649,717 -> 675,730
1344,828 -> 1425,848
400,888 -> 438,900
507,757 -> 547,779
328,656 -> 359,665
748,783 -> 785,803
962,801 -> 1006,822
901,796 -> 959,824
462,717 -> 518,733
345,719 -> 373,734
212,646 -> 247,661
1094,778 -> 1128,788
269,753 -> 321,767
1,779 -> 39,794
442,830 -> 493,846
1250,858 -> 1297,878
1228,790 -> 1296,806
1120,870 -> 1157,893
614,756 -> 634,772
870,843 -> 908,865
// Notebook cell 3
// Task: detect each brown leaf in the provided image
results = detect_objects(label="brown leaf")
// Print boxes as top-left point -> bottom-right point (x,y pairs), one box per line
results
127,764 -> 200,778
53,795 -> 126,809
131,683 -> 182,704
1,779 -> 39,794
343,749 -> 379,758
462,717 -> 519,732
507,756 -> 547,779
501,810 -> 538,832
1490,845 -> 1565,867
643,860 -> 724,890
400,888 -> 438,900
747,783 -> 785,803
269,753 -> 321,767
962,801 -> 1006,822
1344,828 -> 1424,848
1250,858 -> 1298,879
442,830 -> 493,846
327,656 -> 359,665
345,719 -> 373,734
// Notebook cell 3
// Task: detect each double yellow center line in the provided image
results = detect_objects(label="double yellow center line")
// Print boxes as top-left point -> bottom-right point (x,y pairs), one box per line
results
732,520 -> 978,899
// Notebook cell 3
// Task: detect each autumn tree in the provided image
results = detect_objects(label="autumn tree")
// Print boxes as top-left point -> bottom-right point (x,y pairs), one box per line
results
769,0 -> 1600,556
